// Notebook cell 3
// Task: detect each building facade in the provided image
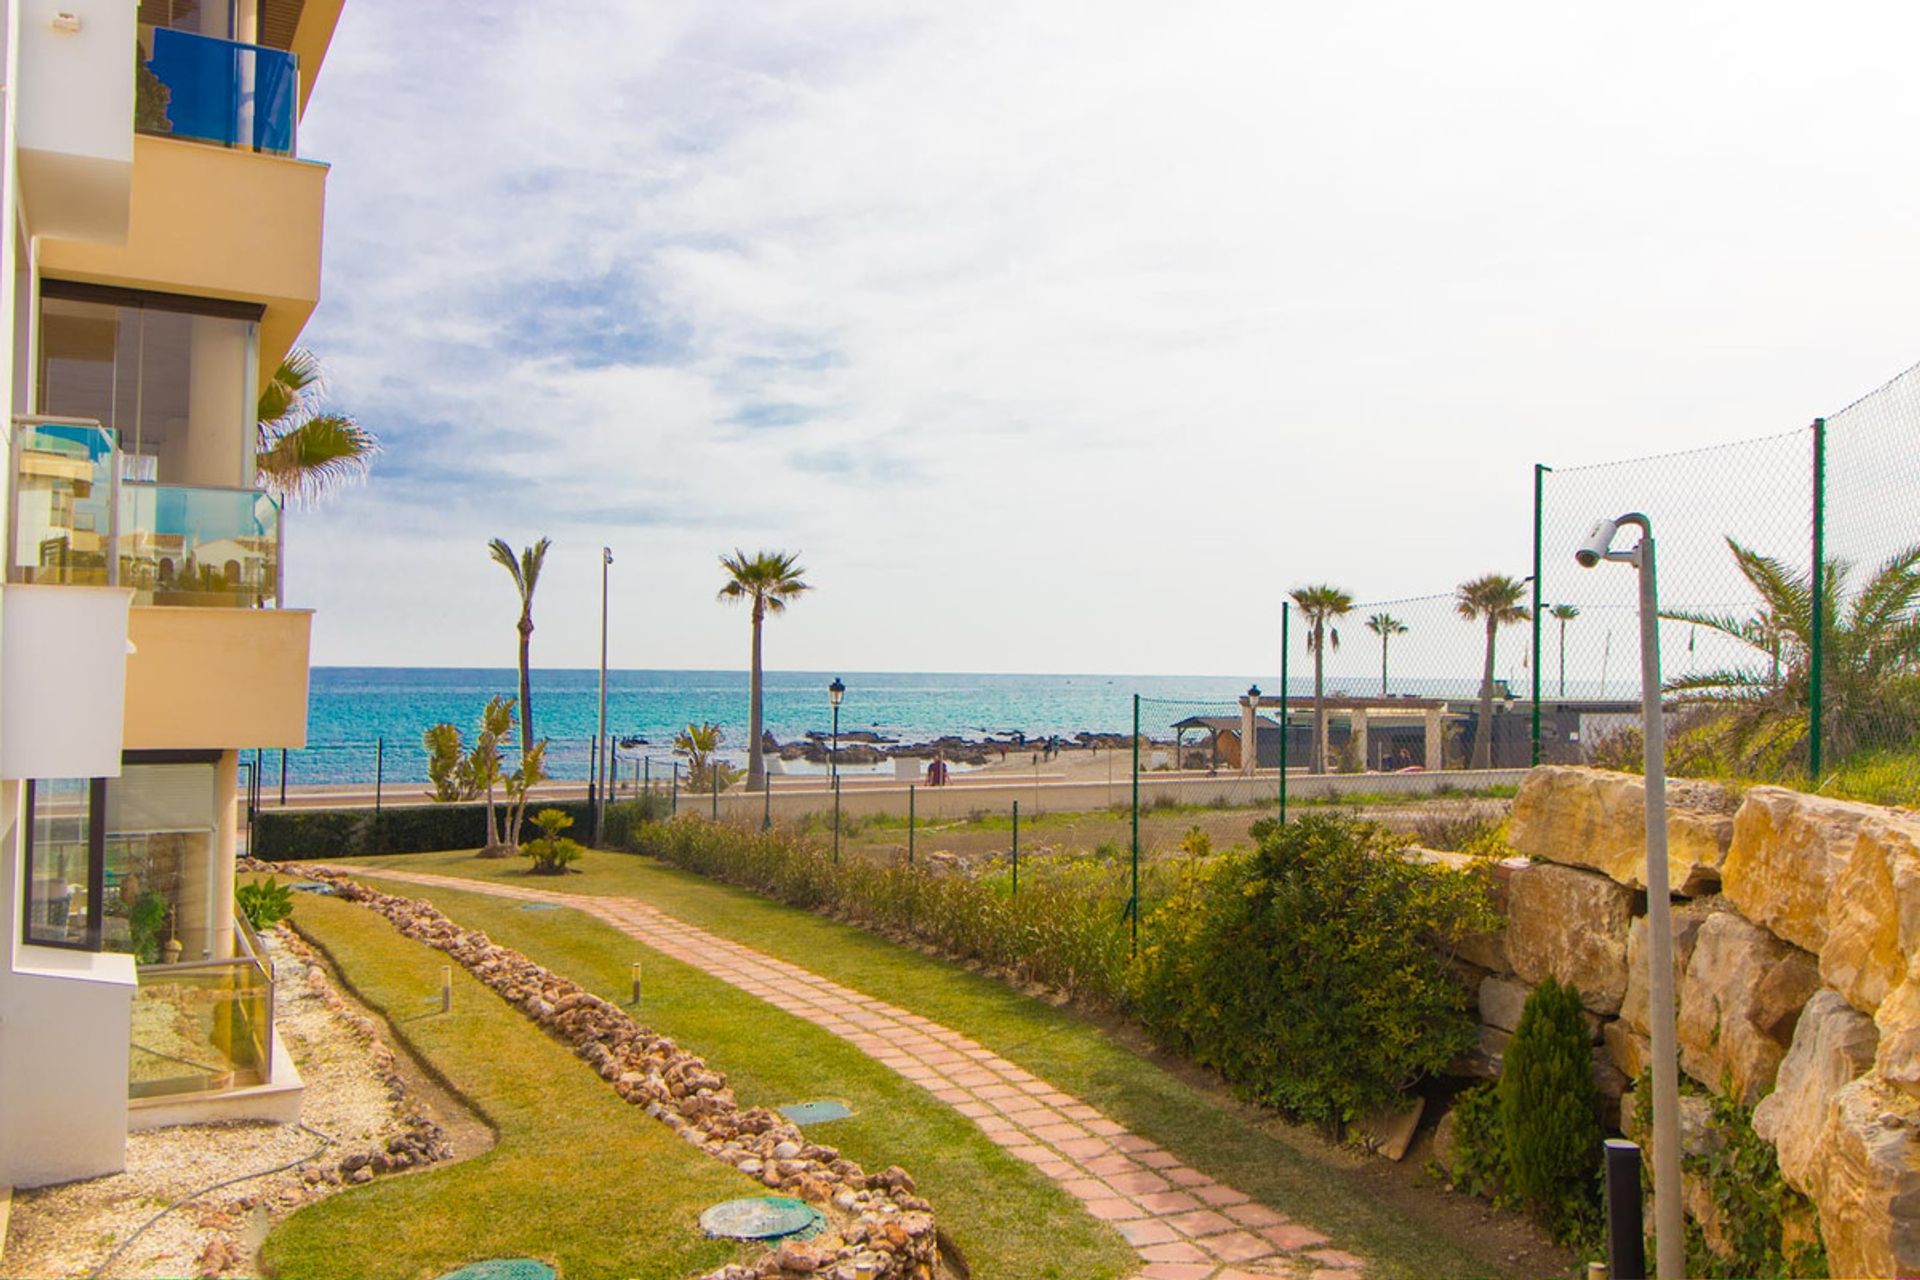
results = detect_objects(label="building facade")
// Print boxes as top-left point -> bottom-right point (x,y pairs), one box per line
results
1,0 -> 341,1187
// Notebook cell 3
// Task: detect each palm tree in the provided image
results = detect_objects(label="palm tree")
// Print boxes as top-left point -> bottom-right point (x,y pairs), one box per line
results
1550,604 -> 1580,698
255,349 -> 379,504
1457,574 -> 1532,769
1364,613 -> 1408,698
1663,538 -> 1920,775
719,550 -> 812,790
489,537 -> 552,758
1290,584 -> 1354,773
673,722 -> 726,791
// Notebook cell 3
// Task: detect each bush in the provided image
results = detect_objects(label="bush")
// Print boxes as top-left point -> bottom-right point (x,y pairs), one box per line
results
254,800 -> 595,860
1446,1082 -> 1511,1200
601,793 -> 673,848
1499,977 -> 1602,1241
1132,814 -> 1496,1128
521,808 -> 584,874
237,875 -> 295,930
1684,1084 -> 1828,1279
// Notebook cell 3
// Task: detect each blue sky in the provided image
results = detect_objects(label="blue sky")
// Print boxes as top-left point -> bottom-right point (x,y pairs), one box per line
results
289,0 -> 1920,674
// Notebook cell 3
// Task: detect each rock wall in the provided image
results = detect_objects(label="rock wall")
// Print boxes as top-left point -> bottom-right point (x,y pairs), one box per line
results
1481,767 -> 1920,1278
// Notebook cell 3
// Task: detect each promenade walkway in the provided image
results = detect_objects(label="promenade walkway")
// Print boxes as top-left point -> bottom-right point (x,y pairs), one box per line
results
327,864 -> 1366,1280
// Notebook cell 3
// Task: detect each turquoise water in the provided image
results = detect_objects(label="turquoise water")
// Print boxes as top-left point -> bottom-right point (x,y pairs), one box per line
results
285,667 -> 1287,785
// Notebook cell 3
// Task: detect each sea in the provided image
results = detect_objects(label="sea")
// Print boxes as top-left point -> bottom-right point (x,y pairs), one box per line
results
284,667 -> 1336,787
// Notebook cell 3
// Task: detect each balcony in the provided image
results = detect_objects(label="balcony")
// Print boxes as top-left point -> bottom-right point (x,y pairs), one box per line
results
137,25 -> 300,157
129,916 -> 275,1100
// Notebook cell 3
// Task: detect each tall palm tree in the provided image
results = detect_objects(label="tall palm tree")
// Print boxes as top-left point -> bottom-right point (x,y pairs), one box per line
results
719,550 -> 812,791
255,348 -> 379,505
1550,604 -> 1580,698
1365,612 -> 1408,698
1457,574 -> 1532,769
1664,537 -> 1920,774
1291,584 -> 1354,774
489,537 -> 551,758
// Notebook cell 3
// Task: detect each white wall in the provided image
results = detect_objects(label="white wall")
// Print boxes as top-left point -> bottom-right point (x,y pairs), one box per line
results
14,0 -> 135,243
0,584 -> 132,780
0,942 -> 136,1187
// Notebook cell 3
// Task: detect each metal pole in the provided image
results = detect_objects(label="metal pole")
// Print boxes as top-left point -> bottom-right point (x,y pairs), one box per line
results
598,547 -> 611,844
908,784 -> 916,864
1280,602 -> 1290,822
1810,418 -> 1826,781
1604,1139 -> 1647,1280
1129,694 -> 1140,954
1532,463 -> 1548,766
374,737 -> 384,813
671,761 -> 679,815
833,776 -> 842,863
831,703 -> 840,791
711,763 -> 719,821
279,748 -> 287,806
1011,800 -> 1019,896
763,764 -> 772,830
1629,519 -> 1683,1280
644,756 -> 650,796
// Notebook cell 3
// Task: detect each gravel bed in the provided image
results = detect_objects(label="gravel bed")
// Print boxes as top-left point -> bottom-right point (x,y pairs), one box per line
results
2,926 -> 431,1279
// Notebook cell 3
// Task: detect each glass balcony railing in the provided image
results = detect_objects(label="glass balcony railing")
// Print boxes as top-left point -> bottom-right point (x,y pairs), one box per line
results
121,483 -> 282,608
129,916 -> 275,1099
137,25 -> 299,156
8,418 -> 284,608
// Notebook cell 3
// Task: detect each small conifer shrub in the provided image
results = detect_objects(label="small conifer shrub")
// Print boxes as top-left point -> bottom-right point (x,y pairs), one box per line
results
1499,975 -> 1603,1239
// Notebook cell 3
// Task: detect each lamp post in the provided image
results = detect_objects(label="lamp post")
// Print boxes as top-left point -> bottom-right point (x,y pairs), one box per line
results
1247,684 -> 1261,778
829,678 -> 845,861
1578,513 -> 1679,1280
595,546 -> 612,845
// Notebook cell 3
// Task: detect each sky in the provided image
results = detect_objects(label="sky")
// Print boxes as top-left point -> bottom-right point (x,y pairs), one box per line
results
290,0 -> 1920,677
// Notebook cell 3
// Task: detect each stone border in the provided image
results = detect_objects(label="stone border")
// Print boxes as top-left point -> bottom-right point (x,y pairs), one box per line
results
246,860 -> 937,1280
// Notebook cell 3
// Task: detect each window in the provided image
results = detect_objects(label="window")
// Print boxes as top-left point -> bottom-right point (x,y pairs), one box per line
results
136,0 -> 235,38
35,282 -> 261,491
21,758 -> 223,962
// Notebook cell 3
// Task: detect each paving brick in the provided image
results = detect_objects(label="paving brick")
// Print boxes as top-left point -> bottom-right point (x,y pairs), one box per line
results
1140,1240 -> 1211,1264
1205,1231 -> 1275,1264
1167,1208 -> 1236,1237
1306,1248 -> 1366,1269
1263,1224 -> 1332,1251
1224,1203 -> 1289,1229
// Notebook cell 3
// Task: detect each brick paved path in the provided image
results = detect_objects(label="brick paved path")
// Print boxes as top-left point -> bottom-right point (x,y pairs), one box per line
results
330,866 -> 1365,1280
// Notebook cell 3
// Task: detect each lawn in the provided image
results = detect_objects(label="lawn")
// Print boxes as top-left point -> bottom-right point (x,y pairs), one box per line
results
339,846 -> 1538,1280
284,874 -> 1137,1280
262,890 -> 757,1280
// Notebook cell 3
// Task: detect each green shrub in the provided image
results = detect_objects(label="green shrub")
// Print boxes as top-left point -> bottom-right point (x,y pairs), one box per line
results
254,800 -> 595,860
521,808 -> 584,874
1446,1082 -> 1511,1201
1684,1084 -> 1828,1279
1132,814 -> 1496,1128
237,876 -> 295,931
1499,976 -> 1602,1241
601,793 -> 673,848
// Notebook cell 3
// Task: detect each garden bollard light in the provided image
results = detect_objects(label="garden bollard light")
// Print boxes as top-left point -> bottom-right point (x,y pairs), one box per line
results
631,961 -> 642,1007
441,965 -> 452,1013
1603,1138 -> 1646,1280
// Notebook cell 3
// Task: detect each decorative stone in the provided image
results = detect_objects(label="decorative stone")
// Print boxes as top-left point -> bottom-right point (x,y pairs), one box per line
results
1871,953 -> 1920,1100
1505,862 -> 1635,1015
1676,912 -> 1818,1103
1619,899 -> 1721,1038
1753,991 -> 1879,1194
1509,766 -> 1736,895
1602,1019 -> 1652,1080
1806,1075 -> 1920,1280
1350,1095 -> 1425,1162
1822,811 -> 1920,1016
1477,976 -> 1531,1033
1722,786 -> 1876,957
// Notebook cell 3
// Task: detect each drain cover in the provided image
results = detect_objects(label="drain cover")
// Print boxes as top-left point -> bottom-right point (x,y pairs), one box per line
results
288,881 -> 336,895
779,1100 -> 854,1125
699,1196 -> 826,1241
434,1261 -> 556,1280
518,903 -> 563,912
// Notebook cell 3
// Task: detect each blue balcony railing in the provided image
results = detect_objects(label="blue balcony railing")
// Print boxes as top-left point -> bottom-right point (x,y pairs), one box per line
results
137,25 -> 299,156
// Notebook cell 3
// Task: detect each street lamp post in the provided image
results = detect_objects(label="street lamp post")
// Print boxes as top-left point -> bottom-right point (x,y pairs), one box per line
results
829,677 -> 845,861
596,546 -> 612,845
1578,513 -> 1679,1280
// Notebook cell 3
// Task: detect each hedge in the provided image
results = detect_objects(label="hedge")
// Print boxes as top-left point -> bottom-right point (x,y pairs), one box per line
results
252,800 -> 596,860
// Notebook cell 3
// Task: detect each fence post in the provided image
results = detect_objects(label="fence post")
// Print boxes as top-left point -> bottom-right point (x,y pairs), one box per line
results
374,737 -> 384,813
1011,800 -> 1019,896
1532,462 -> 1548,766
1129,693 -> 1140,955
644,756 -> 651,795
672,762 -> 679,815
908,784 -> 915,864
279,747 -> 288,806
1810,417 -> 1827,782
1280,602 -> 1290,823
763,772 -> 772,831
711,765 -> 719,821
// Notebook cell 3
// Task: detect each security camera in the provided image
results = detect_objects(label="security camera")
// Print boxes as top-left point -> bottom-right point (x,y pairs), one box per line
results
1575,518 -> 1620,568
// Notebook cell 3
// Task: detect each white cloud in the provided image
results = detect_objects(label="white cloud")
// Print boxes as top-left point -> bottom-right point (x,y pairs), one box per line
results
292,0 -> 1920,677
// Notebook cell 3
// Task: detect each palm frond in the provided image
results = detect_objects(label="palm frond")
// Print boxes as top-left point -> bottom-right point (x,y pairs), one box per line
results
256,414 -> 380,506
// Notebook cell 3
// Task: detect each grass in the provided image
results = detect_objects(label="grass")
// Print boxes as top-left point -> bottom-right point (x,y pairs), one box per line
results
296,874 -> 1135,1280
342,846 -> 1535,1280
1818,748 -> 1920,808
261,890 -> 757,1280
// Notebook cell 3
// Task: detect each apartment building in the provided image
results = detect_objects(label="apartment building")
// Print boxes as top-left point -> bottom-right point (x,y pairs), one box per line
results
0,0 -> 342,1187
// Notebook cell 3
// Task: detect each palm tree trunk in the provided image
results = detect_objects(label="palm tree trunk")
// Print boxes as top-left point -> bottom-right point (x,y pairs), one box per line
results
747,601 -> 766,790
1312,623 -> 1327,775
1380,635 -> 1389,698
517,613 -> 535,757
485,780 -> 500,850
1474,616 -> 1498,769
1557,619 -> 1567,698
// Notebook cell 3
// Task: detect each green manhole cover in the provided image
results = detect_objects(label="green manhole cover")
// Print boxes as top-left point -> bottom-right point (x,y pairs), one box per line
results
288,881 -> 336,895
699,1196 -> 826,1241
519,903 -> 563,912
779,1100 -> 853,1125
435,1261 -> 556,1280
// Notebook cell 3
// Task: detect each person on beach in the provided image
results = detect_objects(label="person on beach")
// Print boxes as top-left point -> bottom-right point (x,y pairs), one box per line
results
928,752 -> 949,787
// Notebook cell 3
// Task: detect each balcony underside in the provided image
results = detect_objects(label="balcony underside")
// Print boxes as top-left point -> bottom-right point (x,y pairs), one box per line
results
125,606 -> 312,750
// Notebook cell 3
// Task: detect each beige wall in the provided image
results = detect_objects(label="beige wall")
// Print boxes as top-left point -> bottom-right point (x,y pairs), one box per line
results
36,136 -> 328,379
124,608 -> 312,750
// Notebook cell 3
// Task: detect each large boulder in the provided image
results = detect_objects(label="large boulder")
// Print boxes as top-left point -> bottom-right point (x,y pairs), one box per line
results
1619,898 -> 1724,1037
1675,912 -> 1819,1103
1722,786 -> 1877,957
1806,1075 -> 1920,1280
1823,812 -> 1920,1016
1872,953 -> 1920,1100
1510,766 -> 1737,895
1506,862 -> 1635,1015
1753,990 -> 1879,1194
